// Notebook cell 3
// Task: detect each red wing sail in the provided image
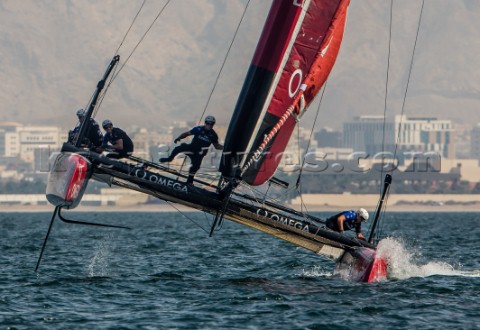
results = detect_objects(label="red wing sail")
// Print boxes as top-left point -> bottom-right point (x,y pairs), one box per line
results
220,0 -> 350,185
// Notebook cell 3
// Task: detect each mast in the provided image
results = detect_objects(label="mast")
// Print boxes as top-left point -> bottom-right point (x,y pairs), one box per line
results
368,174 -> 392,244
75,55 -> 120,148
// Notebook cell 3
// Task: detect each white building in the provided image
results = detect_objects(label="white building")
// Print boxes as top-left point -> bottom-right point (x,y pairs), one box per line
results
342,115 -> 455,159
0,122 -> 67,163
395,115 -> 454,159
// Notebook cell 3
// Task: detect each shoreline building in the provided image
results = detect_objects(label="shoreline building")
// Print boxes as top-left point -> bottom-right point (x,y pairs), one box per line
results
470,123 -> 480,159
343,116 -> 395,156
343,115 -> 455,162
0,122 -> 67,166
394,115 -> 455,160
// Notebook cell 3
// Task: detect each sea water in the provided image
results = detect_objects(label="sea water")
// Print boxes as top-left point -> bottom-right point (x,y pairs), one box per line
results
1,211 -> 479,329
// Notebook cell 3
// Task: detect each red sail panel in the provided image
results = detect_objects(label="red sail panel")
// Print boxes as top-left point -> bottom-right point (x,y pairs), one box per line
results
243,0 -> 350,186
220,1 -> 304,179
252,2 -> 303,73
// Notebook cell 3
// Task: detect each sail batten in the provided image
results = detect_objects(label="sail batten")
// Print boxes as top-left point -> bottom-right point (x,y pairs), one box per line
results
221,0 -> 350,185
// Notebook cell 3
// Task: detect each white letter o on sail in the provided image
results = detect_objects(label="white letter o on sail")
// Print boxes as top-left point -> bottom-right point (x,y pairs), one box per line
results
289,69 -> 303,98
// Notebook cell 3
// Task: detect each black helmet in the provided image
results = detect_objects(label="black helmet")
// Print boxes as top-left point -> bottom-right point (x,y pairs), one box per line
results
102,119 -> 113,128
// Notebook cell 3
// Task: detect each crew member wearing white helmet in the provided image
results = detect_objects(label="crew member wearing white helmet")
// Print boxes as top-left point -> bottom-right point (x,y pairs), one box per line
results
325,208 -> 369,240
100,119 -> 134,159
160,115 -> 223,185
67,109 -> 103,150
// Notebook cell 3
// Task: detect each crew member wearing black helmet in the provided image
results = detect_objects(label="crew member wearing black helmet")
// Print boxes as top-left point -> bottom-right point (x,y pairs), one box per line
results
160,115 -> 223,186
100,119 -> 134,159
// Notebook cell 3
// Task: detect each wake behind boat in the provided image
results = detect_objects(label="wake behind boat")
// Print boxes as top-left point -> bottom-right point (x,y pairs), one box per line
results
37,0 -> 391,282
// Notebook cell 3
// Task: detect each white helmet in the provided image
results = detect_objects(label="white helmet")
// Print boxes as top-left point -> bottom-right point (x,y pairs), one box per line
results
76,109 -> 85,117
102,119 -> 113,128
357,208 -> 369,222
204,115 -> 216,124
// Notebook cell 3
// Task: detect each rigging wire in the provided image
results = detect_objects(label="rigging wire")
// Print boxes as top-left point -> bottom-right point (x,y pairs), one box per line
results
373,0 -> 425,241
380,0 -> 394,192
113,0 -> 147,57
165,201 -> 218,238
100,0 -> 172,112
295,82 -> 328,189
94,0 -> 148,115
292,83 -> 329,216
294,124 -> 304,213
94,62 -> 120,118
110,0 -> 172,84
196,0 -> 252,124
296,122 -> 301,174
177,0 -> 251,179
83,0 -> 171,118
393,0 -> 425,161
370,0 -> 395,242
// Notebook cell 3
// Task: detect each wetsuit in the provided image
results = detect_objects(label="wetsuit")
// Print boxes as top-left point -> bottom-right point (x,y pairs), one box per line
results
103,127 -> 134,159
69,119 -> 103,150
162,125 -> 219,184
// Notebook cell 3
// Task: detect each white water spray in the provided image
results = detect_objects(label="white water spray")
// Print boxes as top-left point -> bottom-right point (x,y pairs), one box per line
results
87,235 -> 113,277
301,265 -> 333,278
377,237 -> 479,279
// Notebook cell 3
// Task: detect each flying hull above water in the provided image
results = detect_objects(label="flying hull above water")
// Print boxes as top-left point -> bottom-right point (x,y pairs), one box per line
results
37,0 -> 389,282
42,145 -> 387,282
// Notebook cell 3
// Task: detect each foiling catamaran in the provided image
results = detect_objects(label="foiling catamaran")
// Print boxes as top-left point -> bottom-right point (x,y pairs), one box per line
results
37,0 -> 392,282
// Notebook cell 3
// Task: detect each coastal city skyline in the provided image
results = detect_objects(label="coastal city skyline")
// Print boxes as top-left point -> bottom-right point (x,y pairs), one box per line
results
2,0 -> 480,201
2,113 -> 480,206
1,113 -> 478,172
1,111 -> 478,151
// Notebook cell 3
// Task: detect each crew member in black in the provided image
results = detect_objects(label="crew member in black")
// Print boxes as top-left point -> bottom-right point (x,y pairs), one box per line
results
68,109 -> 104,150
159,115 -> 223,185
100,119 -> 134,159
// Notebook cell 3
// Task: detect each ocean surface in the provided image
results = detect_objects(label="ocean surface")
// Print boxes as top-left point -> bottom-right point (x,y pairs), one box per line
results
1,211 -> 479,329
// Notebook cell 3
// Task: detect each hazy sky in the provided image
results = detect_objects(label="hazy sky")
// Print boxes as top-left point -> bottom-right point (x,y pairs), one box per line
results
1,0 -> 479,132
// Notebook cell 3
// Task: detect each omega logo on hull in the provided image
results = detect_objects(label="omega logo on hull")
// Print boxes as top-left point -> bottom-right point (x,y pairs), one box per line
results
256,209 -> 309,232
133,169 -> 188,193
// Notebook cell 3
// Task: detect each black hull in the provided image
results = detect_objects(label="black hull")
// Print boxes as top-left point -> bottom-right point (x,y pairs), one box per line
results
58,144 -> 375,262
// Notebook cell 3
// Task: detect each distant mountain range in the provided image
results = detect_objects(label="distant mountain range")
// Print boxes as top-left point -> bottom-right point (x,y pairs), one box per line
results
1,0 -> 479,132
